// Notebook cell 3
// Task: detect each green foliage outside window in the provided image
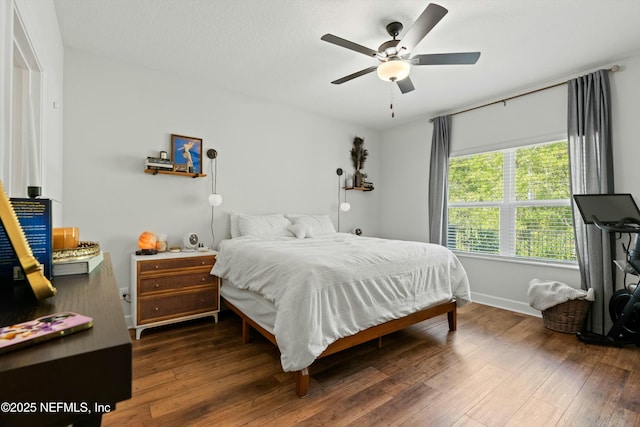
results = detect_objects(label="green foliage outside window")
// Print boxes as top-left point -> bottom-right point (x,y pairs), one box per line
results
515,206 -> 575,260
515,142 -> 570,201
448,151 -> 503,202
447,207 -> 499,254
447,141 -> 576,262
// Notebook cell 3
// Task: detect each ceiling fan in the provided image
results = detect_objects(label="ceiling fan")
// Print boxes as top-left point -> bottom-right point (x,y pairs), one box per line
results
321,3 -> 481,94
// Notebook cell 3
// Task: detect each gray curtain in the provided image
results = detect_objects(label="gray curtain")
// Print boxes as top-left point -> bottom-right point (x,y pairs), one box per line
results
428,115 -> 451,245
568,69 -> 614,335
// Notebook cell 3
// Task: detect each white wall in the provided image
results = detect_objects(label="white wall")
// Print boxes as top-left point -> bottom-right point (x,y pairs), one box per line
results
378,119 -> 431,243
0,0 -> 64,223
610,54 -> 640,194
62,49 -> 380,320
379,53 -> 640,316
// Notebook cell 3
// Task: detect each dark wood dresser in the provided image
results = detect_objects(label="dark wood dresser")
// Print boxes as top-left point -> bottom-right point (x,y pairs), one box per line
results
0,253 -> 132,427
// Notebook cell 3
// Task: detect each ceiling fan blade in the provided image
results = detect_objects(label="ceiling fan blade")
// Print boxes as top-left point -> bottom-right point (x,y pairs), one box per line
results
398,3 -> 448,54
321,34 -> 379,58
412,52 -> 481,65
396,76 -> 415,94
331,66 -> 378,85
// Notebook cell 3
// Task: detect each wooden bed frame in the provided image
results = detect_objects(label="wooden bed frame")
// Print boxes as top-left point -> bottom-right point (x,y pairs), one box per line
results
222,297 -> 457,397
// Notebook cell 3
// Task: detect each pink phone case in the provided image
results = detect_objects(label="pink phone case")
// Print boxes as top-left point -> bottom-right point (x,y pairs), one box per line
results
0,312 -> 93,355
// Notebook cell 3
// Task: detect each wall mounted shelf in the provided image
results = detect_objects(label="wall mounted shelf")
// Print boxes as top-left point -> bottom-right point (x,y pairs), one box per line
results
345,186 -> 373,192
144,169 -> 206,178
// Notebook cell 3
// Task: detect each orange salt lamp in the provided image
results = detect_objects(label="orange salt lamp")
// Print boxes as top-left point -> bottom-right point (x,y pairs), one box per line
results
138,231 -> 157,250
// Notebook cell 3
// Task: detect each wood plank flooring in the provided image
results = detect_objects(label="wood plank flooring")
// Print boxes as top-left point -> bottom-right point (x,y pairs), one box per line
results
103,303 -> 640,426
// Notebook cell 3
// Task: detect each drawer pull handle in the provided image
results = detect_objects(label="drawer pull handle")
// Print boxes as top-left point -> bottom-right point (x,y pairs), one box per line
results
154,265 -> 159,269
201,299 -> 205,303
155,307 -> 159,311
154,283 -> 160,288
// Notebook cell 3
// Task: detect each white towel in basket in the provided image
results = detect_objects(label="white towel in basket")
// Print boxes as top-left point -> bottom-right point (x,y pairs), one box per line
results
527,279 -> 595,312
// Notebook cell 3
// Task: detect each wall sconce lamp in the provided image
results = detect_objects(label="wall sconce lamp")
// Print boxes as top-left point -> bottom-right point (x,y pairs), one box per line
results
207,149 -> 222,207
336,168 -> 350,232
207,149 -> 222,248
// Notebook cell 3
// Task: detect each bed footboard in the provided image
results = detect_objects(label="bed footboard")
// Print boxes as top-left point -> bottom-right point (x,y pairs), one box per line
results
224,297 -> 457,397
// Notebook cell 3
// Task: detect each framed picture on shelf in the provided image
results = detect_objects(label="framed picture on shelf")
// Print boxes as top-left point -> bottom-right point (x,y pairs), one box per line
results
171,134 -> 202,174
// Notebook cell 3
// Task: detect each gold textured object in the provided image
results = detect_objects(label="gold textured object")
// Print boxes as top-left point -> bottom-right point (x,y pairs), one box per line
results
0,180 -> 57,300
52,241 -> 101,263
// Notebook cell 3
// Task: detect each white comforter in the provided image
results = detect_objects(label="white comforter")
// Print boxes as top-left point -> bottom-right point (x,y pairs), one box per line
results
211,233 -> 470,372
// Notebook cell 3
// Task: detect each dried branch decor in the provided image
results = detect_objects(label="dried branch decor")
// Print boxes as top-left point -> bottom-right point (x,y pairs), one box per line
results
350,136 -> 368,171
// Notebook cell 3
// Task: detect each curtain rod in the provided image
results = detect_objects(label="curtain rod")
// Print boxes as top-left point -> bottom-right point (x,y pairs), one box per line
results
428,65 -> 620,123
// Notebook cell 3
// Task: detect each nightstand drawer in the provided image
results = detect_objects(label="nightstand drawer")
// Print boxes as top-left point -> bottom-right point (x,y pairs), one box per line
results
138,286 -> 218,324
137,255 -> 216,274
138,272 -> 216,294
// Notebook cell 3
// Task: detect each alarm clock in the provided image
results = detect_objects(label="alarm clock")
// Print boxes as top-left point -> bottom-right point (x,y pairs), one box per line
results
183,232 -> 199,251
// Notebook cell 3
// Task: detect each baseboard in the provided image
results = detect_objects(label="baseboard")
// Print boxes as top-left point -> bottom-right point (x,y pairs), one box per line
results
471,292 -> 541,318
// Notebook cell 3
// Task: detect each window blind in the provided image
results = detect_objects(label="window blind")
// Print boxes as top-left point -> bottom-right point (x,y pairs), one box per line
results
447,140 -> 575,263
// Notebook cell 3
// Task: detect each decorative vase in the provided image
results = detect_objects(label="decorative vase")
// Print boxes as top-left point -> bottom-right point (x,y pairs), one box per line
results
354,170 -> 362,188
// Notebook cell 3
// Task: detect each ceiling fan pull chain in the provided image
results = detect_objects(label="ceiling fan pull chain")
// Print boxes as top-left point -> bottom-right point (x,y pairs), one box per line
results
390,87 -> 395,118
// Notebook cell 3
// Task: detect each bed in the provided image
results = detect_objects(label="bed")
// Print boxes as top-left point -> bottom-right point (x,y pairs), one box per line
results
211,213 -> 471,397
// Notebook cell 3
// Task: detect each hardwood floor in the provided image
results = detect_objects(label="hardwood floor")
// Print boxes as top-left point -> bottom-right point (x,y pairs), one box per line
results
103,303 -> 640,426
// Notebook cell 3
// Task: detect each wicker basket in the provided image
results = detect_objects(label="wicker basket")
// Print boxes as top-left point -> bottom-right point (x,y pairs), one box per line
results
542,299 -> 591,333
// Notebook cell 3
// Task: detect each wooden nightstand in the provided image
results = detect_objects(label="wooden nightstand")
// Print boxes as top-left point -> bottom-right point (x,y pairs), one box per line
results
130,251 -> 219,339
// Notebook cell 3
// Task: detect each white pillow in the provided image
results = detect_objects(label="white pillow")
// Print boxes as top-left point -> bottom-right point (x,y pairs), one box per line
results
288,222 -> 316,239
287,214 -> 336,235
237,214 -> 293,238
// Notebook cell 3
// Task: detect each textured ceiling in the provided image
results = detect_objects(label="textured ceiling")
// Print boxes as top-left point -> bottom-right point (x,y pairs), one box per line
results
53,0 -> 640,131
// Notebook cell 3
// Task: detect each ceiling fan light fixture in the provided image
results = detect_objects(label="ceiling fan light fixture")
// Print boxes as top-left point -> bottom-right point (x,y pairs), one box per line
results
377,59 -> 410,82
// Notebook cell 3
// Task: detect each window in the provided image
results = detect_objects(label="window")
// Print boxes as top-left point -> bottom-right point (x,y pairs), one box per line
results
447,140 -> 576,263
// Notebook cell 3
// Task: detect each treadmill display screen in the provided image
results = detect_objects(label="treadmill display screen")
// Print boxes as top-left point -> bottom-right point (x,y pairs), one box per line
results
573,194 -> 640,224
